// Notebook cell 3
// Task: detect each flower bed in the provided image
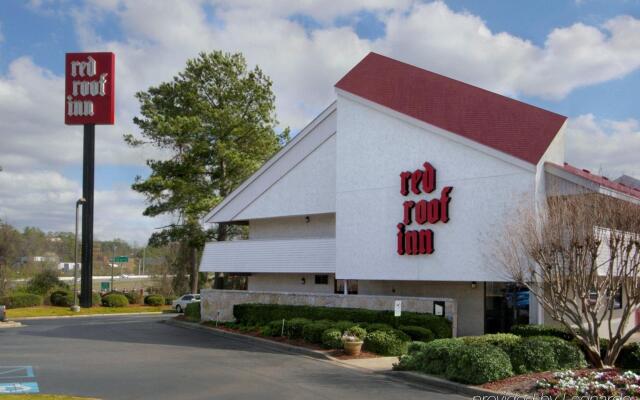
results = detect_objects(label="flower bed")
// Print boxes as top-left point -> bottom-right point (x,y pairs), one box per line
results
536,370 -> 640,397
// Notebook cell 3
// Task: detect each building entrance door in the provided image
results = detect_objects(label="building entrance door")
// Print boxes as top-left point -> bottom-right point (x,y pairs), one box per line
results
484,282 -> 529,333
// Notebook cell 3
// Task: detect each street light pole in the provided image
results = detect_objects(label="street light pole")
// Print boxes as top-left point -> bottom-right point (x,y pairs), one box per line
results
112,244 -> 116,291
72,198 -> 86,312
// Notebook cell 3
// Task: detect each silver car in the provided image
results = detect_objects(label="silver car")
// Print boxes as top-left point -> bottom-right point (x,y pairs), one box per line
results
171,294 -> 201,313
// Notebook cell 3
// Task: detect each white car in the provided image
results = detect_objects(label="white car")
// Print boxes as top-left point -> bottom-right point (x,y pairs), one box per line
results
172,294 -> 200,313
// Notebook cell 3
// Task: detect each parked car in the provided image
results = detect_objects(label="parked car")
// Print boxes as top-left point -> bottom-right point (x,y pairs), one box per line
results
171,294 -> 200,313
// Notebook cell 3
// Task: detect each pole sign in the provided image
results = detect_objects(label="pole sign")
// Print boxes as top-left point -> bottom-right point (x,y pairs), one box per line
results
64,52 -> 115,125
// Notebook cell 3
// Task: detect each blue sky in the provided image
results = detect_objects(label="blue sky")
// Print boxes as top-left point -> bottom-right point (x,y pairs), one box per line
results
1,0 -> 639,243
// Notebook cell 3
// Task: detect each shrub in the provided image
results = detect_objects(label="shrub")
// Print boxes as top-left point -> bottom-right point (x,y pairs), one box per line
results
184,302 -> 201,322
359,322 -> 395,333
92,292 -> 102,306
164,295 -> 177,305
333,320 -> 356,334
26,270 -> 64,296
510,324 -> 573,341
303,320 -> 333,344
285,318 -> 312,339
0,293 -> 43,308
144,294 -> 164,306
399,326 -> 434,342
321,328 -> 343,349
445,343 -> 513,384
101,293 -> 129,308
233,303 -> 452,338
364,330 -> 410,356
262,320 -> 285,337
510,336 -> 585,374
345,326 -> 367,340
50,290 -> 75,307
461,333 -> 522,355
617,342 -> 640,369
407,341 -> 429,354
124,292 -> 144,305
400,338 -> 465,375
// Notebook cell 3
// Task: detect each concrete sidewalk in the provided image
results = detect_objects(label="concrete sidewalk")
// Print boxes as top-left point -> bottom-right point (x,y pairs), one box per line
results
338,356 -> 398,372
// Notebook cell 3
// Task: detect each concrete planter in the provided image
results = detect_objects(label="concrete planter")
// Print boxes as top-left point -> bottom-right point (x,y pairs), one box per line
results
343,341 -> 363,356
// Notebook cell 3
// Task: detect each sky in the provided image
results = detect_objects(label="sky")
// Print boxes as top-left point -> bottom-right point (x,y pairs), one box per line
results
0,0 -> 639,244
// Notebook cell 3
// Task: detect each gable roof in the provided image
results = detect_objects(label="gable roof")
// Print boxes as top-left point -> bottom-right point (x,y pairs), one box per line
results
335,52 -> 567,165
547,162 -> 640,201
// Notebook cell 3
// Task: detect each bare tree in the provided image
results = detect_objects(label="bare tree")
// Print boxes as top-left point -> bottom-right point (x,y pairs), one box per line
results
497,194 -> 640,368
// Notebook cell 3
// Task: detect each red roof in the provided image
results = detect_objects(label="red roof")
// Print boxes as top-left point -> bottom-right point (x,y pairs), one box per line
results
335,52 -> 567,165
550,162 -> 640,200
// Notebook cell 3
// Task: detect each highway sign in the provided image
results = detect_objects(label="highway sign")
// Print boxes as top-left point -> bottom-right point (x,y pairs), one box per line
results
0,382 -> 39,394
112,256 -> 128,263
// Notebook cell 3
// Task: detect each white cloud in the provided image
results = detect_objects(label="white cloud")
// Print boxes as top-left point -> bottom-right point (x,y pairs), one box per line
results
566,114 -> 640,178
3,0 -> 640,242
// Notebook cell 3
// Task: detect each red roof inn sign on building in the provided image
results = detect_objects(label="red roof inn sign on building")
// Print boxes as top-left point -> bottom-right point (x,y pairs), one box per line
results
65,52 -> 115,125
397,162 -> 453,255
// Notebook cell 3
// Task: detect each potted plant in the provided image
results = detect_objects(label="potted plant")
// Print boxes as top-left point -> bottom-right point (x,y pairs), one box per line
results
342,327 -> 366,356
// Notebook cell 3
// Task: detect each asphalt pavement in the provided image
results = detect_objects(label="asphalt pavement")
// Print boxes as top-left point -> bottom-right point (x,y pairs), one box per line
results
1,314 -> 466,400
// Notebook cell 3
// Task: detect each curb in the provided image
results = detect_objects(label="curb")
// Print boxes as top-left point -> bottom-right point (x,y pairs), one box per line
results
0,321 -> 23,328
11,312 -> 169,321
386,371 -> 512,397
164,318 -> 334,361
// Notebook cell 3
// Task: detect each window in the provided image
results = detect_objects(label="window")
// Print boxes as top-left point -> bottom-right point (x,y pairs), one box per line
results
334,280 -> 358,294
314,275 -> 329,285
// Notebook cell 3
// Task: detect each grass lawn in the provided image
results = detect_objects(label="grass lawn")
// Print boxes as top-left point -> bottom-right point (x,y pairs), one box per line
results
0,396 -> 98,399
7,305 -> 172,319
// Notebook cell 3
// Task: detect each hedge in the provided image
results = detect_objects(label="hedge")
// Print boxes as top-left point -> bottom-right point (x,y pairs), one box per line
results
396,338 -> 465,375
302,320 -> 333,344
101,293 -> 129,307
144,294 -> 165,306
185,302 -> 201,322
285,318 -> 312,339
445,343 -> 513,384
321,328 -> 343,349
510,336 -> 586,374
50,290 -> 75,307
461,333 -> 522,355
0,293 -> 43,308
234,303 -> 452,338
399,326 -> 434,342
92,292 -> 102,306
124,292 -> 143,305
364,330 -> 410,356
617,342 -> 640,369
510,324 -> 573,341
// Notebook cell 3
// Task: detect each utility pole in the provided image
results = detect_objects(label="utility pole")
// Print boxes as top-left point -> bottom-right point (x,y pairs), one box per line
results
111,244 -> 116,291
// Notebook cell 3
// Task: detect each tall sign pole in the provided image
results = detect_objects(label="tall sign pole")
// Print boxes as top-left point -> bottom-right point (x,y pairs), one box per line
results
65,52 -> 115,307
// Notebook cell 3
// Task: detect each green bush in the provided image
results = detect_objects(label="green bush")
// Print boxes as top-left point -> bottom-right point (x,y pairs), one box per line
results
510,324 -> 573,341
26,270 -> 64,296
0,293 -> 43,308
399,326 -> 434,342
445,343 -> 513,384
285,318 -> 312,339
397,338 -> 465,375
184,302 -> 201,321
261,320 -> 285,337
407,341 -> 429,354
124,292 -> 143,305
50,290 -> 75,307
92,292 -> 102,306
617,342 -> 640,369
461,333 -> 522,355
321,328 -> 343,349
333,320 -> 356,334
364,330 -> 410,356
510,336 -> 585,374
101,293 -> 129,308
164,295 -> 177,305
302,320 -> 333,344
233,303 -> 452,338
359,322 -> 395,333
144,294 -> 165,306
345,326 -> 367,340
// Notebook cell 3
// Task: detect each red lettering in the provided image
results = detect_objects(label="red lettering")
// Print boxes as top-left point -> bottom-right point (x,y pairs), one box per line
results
419,229 -> 434,254
396,224 -> 405,255
427,198 -> 440,224
422,162 -> 436,193
402,201 -> 415,225
411,170 -> 423,195
399,171 -> 412,196
440,186 -> 453,223
405,230 -> 419,255
415,200 -> 428,224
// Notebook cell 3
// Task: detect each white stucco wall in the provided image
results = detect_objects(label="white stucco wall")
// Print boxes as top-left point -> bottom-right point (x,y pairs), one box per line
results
249,214 -> 335,240
248,273 -> 336,294
335,94 -> 537,282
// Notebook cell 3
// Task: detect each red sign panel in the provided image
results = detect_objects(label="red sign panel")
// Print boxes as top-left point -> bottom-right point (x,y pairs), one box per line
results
65,52 -> 115,125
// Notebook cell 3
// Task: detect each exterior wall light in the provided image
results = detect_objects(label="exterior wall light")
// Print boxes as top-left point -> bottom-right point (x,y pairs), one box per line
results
305,216 -> 310,223
471,281 -> 477,289
301,277 -> 306,285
